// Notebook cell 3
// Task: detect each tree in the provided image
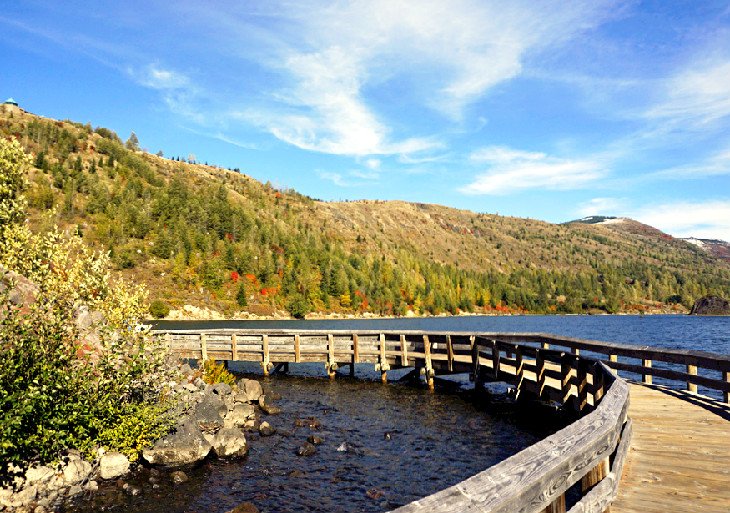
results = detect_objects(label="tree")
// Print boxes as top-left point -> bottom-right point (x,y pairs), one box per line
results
236,282 -> 248,307
126,132 -> 140,151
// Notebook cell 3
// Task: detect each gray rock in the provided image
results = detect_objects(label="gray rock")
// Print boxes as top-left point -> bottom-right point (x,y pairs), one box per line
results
142,420 -> 212,467
99,452 -> 130,480
237,379 -> 263,403
84,480 -> 99,492
63,459 -> 92,485
24,466 -> 55,485
170,471 -> 189,484
259,421 -> 276,436
66,484 -> 83,498
212,382 -> 232,396
225,403 -> 256,428
226,502 -> 260,513
307,435 -> 323,445
211,428 -> 248,458
8,484 -> 37,508
259,398 -> 281,415
0,268 -> 38,309
192,393 -> 227,433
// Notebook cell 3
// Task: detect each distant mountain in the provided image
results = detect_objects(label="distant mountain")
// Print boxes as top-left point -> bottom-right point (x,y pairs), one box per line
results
2,104 -> 729,317
681,238 -> 730,262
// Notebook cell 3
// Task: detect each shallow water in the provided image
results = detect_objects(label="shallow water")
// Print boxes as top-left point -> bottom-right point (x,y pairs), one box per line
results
65,372 -> 563,513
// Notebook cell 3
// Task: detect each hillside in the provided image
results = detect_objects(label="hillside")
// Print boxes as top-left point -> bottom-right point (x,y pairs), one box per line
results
2,103 -> 729,318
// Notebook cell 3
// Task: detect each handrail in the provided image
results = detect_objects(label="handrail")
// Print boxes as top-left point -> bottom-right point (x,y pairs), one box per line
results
153,329 -> 639,512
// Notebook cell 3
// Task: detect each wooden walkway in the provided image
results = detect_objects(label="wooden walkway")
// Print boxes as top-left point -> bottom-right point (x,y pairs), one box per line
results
611,384 -> 730,513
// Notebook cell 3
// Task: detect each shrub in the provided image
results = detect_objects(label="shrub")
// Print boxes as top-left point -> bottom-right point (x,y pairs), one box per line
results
202,359 -> 236,386
149,299 -> 170,319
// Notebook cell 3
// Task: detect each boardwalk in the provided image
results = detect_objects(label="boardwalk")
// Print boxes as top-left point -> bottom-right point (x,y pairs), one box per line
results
612,384 -> 730,513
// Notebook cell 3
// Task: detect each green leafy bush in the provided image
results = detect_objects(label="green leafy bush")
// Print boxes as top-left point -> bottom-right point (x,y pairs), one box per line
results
149,299 -> 170,319
202,359 -> 236,386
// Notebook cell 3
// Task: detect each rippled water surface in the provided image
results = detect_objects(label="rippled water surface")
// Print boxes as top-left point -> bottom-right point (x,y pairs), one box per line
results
67,372 -> 562,513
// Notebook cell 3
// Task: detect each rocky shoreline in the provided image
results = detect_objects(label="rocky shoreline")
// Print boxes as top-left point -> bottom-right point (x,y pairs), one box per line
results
0,365 -> 280,513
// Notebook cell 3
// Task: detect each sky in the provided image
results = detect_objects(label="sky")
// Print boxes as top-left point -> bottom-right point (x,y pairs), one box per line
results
2,1 -> 730,240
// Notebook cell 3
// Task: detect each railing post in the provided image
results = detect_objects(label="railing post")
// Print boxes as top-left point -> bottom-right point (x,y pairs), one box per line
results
542,493 -> 566,513
200,333 -> 208,362
536,348 -> 545,399
400,334 -> 408,366
231,333 -> 238,361
642,359 -> 652,384
724,371 -> 729,404
470,336 -> 479,383
572,347 -> 580,356
328,334 -> 336,380
423,335 -> 434,391
514,344 -> 524,396
687,364 -> 697,393
609,354 -> 619,377
294,334 -> 301,363
491,339 -> 500,379
262,334 -> 270,376
581,457 -> 609,493
446,335 -> 454,372
561,353 -> 573,405
541,341 -> 550,350
379,333 -> 388,383
577,359 -> 588,412
353,333 -> 360,364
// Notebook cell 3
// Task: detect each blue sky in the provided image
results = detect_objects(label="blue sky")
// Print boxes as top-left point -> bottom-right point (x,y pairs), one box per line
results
2,1 -> 730,240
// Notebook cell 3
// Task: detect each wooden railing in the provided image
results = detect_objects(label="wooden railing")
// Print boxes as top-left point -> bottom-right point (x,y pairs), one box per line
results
152,329 -> 660,512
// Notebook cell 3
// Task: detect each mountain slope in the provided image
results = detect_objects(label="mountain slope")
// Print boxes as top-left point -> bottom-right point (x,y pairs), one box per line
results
2,104 -> 729,317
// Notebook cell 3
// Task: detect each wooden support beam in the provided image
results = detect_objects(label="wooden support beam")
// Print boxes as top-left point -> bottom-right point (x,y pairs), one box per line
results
200,333 -> 208,362
446,335 -> 454,372
542,341 -> 550,350
400,334 -> 408,366
231,333 -> 238,361
541,493 -> 566,513
572,347 -> 580,356
423,334 -> 434,391
262,334 -> 270,376
724,371 -> 729,404
294,334 -> 301,363
577,361 -> 588,412
687,364 -> 698,393
561,353 -> 573,404
514,345 -> 524,397
642,359 -> 652,384
581,458 -> 609,493
470,336 -> 478,382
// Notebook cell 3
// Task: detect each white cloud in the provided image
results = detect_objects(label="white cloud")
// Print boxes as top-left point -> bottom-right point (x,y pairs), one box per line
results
364,158 -> 381,170
461,146 -> 606,195
629,200 -> 730,241
131,64 -> 190,90
645,59 -> 730,127
317,171 -> 349,187
575,197 -> 626,217
652,147 -> 730,179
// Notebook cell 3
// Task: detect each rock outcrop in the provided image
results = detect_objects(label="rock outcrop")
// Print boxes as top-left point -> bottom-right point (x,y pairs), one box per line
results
690,296 -> 730,315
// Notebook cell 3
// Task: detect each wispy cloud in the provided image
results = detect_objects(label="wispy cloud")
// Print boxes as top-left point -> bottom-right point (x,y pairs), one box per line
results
651,147 -> 730,179
629,200 -> 730,241
461,146 -> 606,195
576,197 -> 626,217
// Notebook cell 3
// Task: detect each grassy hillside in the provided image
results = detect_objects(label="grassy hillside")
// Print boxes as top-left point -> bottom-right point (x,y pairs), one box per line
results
2,104 -> 728,317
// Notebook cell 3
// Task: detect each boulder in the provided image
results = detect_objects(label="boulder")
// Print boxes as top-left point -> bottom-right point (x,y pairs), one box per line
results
191,393 -> 227,433
226,502 -> 260,513
0,268 -> 38,311
259,395 -> 281,415
62,459 -> 92,485
690,295 -> 730,315
99,452 -> 130,480
237,379 -> 263,403
142,421 -> 212,467
211,428 -> 248,458
24,466 -> 55,486
212,382 -> 232,396
225,403 -> 256,428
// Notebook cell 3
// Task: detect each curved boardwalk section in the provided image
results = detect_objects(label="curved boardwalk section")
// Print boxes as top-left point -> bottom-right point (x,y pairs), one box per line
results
612,384 -> 730,513
153,329 -> 730,513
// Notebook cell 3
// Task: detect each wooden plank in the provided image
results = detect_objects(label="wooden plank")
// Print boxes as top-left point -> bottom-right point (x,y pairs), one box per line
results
423,334 -> 434,390
543,493 -> 566,513
607,361 -> 730,392
447,335 -> 454,372
353,333 -> 360,363
231,333 -> 238,360
725,371 -> 729,404
400,334 -> 408,366
200,333 -> 208,361
294,334 -> 301,363
262,334 -> 269,376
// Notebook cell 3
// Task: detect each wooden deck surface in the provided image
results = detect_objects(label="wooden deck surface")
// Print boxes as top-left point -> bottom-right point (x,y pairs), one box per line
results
611,384 -> 730,513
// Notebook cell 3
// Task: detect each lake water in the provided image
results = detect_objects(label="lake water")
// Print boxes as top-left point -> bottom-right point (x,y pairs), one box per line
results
70,315 -> 726,513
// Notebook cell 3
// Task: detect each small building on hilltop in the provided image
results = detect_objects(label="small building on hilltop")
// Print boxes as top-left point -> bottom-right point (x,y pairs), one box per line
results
3,98 -> 18,107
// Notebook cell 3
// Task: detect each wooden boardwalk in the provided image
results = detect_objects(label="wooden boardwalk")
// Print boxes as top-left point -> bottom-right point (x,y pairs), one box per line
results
611,384 -> 730,513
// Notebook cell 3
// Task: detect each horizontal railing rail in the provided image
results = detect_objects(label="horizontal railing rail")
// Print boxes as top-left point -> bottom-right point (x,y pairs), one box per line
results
152,329 -> 644,512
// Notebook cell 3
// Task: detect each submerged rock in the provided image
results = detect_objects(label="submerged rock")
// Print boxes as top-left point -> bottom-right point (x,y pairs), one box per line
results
142,421 -> 212,467
170,471 -> 189,484
307,435 -> 323,445
296,442 -> 317,457
226,502 -> 260,513
259,421 -> 276,436
259,396 -> 281,415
